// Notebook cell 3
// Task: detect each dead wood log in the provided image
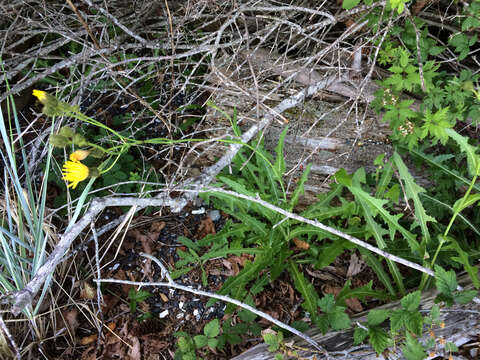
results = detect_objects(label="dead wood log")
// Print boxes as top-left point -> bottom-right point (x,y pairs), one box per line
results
233,271 -> 480,360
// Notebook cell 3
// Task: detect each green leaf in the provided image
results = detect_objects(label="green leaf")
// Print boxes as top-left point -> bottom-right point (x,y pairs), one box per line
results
194,335 -> 208,348
204,319 -> 220,338
360,249 -> 396,297
368,326 -> 390,354
353,327 -> 368,345
207,338 -> 219,349
328,310 -> 351,330
348,184 -> 420,254
445,341 -> 459,353
367,309 -> 389,326
401,291 -> 421,312
263,333 -> 280,352
404,311 -> 423,335
452,193 -> 480,214
448,240 -> 480,289
274,126 -> 288,177
435,265 -> 457,294
289,163 -> 312,210
336,280 -> 388,307
342,0 -> 361,10
393,152 -> 436,244
288,261 -> 321,323
453,290 -> 478,304
335,168 -> 352,187
446,128 -> 480,176
401,332 -> 427,360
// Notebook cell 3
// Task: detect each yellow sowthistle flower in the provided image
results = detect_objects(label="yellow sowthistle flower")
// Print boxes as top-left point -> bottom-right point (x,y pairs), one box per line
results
32,89 -> 72,117
62,161 -> 89,189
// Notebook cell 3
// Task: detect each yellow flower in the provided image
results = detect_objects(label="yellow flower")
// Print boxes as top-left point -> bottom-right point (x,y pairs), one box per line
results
32,89 -> 48,104
69,150 -> 90,162
62,161 -> 89,189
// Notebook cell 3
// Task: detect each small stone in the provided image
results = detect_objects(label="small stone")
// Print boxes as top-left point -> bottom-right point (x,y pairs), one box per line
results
176,312 -> 184,319
208,210 -> 221,222
159,310 -> 169,318
192,207 -> 205,215
160,293 -> 168,302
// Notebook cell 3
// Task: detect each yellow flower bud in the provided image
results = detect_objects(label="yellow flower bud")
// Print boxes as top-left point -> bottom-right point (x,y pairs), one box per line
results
69,150 -> 90,162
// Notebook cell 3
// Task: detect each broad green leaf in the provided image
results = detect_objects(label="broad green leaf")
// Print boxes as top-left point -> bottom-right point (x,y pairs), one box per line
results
453,290 -> 477,304
435,265 -> 457,294
354,327 -> 368,345
328,310 -> 351,330
393,152 -> 436,244
342,0 -> 361,10
368,326 -> 390,354
402,332 -> 427,360
204,319 -> 220,338
194,335 -> 208,348
367,309 -> 389,326
401,290 -> 421,312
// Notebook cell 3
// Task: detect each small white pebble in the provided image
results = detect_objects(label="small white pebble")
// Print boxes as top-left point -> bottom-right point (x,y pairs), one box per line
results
208,210 -> 221,222
192,207 -> 205,215
179,301 -> 184,310
159,310 -> 169,318
176,313 -> 184,319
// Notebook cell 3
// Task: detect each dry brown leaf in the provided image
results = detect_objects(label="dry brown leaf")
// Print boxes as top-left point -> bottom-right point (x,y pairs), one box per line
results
196,216 -> 216,239
150,221 -> 166,233
346,253 -> 365,278
345,298 -> 363,312
79,334 -> 97,346
293,238 -> 310,250
63,308 -> 79,336
128,336 -> 141,360
80,281 -> 96,300
159,293 -> 168,302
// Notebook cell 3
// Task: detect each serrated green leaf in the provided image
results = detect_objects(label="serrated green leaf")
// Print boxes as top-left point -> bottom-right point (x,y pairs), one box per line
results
354,327 -> 368,345
288,261 -> 321,323
368,326 -> 390,354
328,310 -> 351,330
402,332 -> 427,360
368,309 -> 389,326
393,152 -> 436,244
207,338 -> 219,349
401,291 -> 421,312
348,184 -> 420,255
336,280 -> 389,307
390,309 -> 405,332
404,311 -> 423,335
446,128 -> 480,176
453,290 -> 478,304
204,319 -> 220,338
448,240 -> 480,289
435,265 -> 457,294
194,335 -> 208,348
318,294 -> 336,313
